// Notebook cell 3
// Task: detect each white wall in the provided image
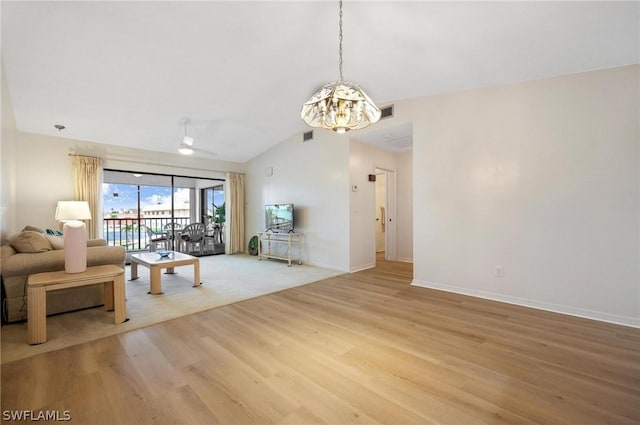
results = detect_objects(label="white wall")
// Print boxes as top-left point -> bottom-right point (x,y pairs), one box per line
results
1,63 -> 19,241
5,136 -> 244,236
408,65 -> 639,327
245,130 -> 351,271
245,132 -> 413,272
396,151 -> 413,262
349,140 -> 399,271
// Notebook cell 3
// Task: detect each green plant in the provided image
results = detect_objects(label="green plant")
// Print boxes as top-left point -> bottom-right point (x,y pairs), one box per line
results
214,202 -> 226,224
248,235 -> 259,255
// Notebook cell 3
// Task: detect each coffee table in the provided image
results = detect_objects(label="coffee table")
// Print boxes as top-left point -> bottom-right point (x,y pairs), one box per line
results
130,251 -> 200,294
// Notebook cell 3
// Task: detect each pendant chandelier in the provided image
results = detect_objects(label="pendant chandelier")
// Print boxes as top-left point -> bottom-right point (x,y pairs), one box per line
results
300,0 -> 381,134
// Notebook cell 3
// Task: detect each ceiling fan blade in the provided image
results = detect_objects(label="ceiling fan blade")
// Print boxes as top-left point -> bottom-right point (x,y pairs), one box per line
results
192,147 -> 218,158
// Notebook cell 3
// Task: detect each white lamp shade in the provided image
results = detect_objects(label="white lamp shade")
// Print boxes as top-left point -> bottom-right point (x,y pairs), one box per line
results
55,201 -> 92,221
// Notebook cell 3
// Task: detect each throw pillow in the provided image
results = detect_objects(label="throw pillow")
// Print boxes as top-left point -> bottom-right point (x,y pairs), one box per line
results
22,225 -> 44,233
44,234 -> 65,250
46,228 -> 64,236
9,231 -> 52,253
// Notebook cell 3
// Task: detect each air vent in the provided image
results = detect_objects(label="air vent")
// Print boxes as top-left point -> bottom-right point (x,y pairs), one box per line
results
380,105 -> 394,120
303,130 -> 314,142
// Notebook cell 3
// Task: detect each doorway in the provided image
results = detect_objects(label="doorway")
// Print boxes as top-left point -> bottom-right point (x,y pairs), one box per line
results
374,167 -> 397,263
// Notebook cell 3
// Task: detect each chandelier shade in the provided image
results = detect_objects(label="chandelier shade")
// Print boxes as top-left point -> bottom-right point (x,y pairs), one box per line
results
301,80 -> 381,134
300,0 -> 380,133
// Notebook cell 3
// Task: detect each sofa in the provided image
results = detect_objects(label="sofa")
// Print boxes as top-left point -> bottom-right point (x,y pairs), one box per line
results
1,229 -> 126,323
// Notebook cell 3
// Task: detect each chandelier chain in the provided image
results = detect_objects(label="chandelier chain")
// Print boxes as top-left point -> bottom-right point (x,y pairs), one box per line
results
338,0 -> 343,82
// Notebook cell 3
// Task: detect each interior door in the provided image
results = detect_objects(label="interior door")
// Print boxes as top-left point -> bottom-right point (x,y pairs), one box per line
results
375,167 -> 397,262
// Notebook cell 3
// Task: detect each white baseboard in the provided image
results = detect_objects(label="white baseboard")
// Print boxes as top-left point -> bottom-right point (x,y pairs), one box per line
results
411,279 -> 640,329
350,263 -> 375,273
303,260 -> 349,273
396,257 -> 413,263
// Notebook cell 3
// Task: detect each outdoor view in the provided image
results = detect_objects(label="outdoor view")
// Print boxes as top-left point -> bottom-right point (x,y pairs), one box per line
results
102,175 -> 224,254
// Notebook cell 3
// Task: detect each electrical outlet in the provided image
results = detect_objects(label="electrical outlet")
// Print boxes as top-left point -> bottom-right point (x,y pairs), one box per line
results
495,266 -> 504,277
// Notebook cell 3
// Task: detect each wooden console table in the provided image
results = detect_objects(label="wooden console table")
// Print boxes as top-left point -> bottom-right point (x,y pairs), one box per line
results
256,231 -> 303,266
27,265 -> 126,345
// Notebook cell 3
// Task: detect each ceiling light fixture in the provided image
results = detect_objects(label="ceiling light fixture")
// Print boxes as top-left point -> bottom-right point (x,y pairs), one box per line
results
178,119 -> 194,155
300,0 -> 380,134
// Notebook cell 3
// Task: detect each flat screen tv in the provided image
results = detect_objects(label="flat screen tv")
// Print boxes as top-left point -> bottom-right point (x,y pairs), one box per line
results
265,204 -> 294,233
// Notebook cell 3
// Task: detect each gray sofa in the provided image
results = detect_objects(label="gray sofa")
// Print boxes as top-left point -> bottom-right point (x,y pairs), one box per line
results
1,232 -> 125,323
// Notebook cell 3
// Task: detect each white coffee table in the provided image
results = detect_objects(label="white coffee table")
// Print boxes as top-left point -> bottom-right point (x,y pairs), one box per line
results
130,251 -> 200,294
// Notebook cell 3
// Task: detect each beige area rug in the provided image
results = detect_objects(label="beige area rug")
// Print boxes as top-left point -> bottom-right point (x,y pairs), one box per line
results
1,254 -> 343,364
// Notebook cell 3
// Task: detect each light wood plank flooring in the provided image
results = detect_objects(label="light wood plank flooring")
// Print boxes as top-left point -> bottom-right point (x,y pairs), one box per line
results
2,259 -> 639,424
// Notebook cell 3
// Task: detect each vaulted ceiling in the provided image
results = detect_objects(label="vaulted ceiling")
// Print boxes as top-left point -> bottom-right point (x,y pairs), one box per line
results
2,1 -> 638,162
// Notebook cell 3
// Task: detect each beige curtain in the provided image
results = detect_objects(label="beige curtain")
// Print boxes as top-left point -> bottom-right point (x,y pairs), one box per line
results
225,172 -> 245,254
72,155 -> 102,239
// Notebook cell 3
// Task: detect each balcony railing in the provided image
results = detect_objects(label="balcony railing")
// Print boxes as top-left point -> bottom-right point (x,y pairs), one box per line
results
103,217 -> 191,251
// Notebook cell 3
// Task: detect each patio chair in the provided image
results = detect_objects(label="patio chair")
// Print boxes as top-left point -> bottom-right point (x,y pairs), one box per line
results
180,223 -> 206,255
164,222 -> 183,232
163,222 -> 183,247
140,224 -> 168,252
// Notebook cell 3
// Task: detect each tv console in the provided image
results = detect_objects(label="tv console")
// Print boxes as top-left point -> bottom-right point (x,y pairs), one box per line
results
256,231 -> 303,266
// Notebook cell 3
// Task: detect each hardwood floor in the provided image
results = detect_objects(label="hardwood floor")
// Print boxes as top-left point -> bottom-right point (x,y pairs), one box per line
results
2,259 -> 639,424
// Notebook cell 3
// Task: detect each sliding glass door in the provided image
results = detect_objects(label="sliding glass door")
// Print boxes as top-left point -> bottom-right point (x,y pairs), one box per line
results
102,170 -> 224,255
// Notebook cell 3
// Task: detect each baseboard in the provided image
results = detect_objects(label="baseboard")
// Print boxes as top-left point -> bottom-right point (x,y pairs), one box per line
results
303,260 -> 349,273
411,279 -> 640,329
350,263 -> 375,273
396,257 -> 413,263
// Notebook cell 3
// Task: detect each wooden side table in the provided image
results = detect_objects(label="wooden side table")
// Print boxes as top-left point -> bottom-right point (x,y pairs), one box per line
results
27,265 -> 126,345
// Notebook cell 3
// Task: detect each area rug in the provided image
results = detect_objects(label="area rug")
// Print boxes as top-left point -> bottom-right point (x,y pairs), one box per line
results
0,254 -> 343,364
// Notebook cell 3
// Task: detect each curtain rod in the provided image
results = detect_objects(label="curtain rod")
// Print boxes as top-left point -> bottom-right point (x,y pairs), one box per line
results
68,153 -> 100,159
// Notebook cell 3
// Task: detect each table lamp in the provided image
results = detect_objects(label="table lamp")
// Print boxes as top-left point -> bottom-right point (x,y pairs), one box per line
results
55,201 -> 92,273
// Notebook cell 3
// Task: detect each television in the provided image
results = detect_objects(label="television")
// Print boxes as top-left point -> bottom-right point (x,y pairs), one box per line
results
265,204 -> 294,233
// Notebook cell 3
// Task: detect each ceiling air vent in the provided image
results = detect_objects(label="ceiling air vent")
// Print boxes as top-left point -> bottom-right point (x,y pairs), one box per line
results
303,130 -> 314,142
380,105 -> 394,120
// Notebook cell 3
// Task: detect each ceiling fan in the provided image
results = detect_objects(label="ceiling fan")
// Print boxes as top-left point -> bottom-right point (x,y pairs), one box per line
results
178,118 -> 218,158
